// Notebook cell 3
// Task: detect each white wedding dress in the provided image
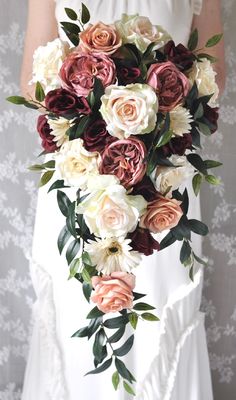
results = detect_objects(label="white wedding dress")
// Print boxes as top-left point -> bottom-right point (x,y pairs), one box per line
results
22,1 -> 214,399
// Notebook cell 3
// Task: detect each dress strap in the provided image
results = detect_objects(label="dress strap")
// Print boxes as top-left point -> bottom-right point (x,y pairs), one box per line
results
192,0 -> 203,15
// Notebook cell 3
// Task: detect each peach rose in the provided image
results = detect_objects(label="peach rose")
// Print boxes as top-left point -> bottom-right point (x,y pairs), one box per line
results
79,22 -> 122,55
140,196 -> 183,233
91,272 -> 136,313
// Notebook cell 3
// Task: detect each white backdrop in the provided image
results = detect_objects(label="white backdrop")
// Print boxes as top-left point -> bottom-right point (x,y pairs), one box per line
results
0,1 -> 235,399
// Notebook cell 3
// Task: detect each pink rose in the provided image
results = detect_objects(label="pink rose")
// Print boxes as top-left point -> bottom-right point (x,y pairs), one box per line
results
140,195 -> 183,233
147,61 -> 190,112
59,51 -> 116,96
99,138 -> 147,189
79,22 -> 122,55
91,272 -> 136,313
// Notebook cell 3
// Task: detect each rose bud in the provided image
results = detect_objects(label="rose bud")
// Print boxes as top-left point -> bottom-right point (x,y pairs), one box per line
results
45,88 -> 91,116
203,104 -> 219,134
132,176 -> 157,202
37,115 -> 57,153
147,61 -> 190,112
163,40 -> 195,71
83,119 -> 115,152
162,133 -> 192,157
128,227 -> 160,256
117,65 -> 141,85
99,137 -> 147,189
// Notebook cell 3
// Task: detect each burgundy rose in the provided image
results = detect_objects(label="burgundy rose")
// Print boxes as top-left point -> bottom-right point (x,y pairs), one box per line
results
83,119 -> 115,152
117,65 -> 141,85
59,51 -> 116,97
162,133 -> 192,157
128,227 -> 160,256
147,61 -> 190,112
132,176 -> 157,202
164,40 -> 195,71
203,104 -> 219,134
37,115 -> 57,153
99,138 -> 147,189
45,88 -> 91,116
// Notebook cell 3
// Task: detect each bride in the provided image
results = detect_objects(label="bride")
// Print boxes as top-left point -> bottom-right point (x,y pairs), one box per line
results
20,0 -> 225,399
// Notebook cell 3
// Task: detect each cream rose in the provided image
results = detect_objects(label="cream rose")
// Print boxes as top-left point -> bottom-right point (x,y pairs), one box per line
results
100,83 -> 158,139
151,155 -> 195,195
76,175 -> 147,238
115,14 -> 171,52
30,38 -> 70,93
55,138 -> 99,189
188,58 -> 219,106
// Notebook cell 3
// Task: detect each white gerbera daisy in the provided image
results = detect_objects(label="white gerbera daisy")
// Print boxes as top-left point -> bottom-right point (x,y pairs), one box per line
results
84,237 -> 141,275
48,116 -> 75,147
170,105 -> 193,137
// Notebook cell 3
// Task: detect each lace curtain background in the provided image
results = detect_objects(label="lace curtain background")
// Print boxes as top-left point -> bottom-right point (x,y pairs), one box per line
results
0,0 -> 235,398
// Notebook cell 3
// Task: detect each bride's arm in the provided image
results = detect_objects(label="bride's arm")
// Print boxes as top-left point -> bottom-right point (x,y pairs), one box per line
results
20,0 -> 58,97
192,0 -> 226,95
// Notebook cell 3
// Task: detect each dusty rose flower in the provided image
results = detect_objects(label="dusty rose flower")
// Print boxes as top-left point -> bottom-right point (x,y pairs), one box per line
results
91,272 -> 136,313
147,61 -> 190,112
99,138 -> 147,188
163,40 -> 195,71
79,22 -> 122,55
37,115 -> 57,153
128,227 -> 160,256
83,119 -> 115,152
45,88 -> 91,116
59,51 -> 116,96
140,195 -> 183,233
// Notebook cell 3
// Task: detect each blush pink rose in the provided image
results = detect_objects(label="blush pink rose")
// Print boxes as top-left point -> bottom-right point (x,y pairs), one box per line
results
91,272 -> 136,313
79,22 -> 122,55
59,51 -> 116,96
147,61 -> 190,112
99,137 -> 147,189
140,195 -> 183,233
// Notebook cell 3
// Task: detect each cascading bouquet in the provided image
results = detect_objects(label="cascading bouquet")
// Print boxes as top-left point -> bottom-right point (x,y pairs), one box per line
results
7,3 -> 222,395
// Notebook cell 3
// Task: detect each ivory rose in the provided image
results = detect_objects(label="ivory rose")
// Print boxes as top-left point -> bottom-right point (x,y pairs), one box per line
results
99,138 -> 147,188
76,175 -> 147,238
140,196 -> 183,233
59,51 -> 116,96
147,61 -> 190,112
79,22 -> 122,55
100,83 -> 158,139
91,272 -> 136,313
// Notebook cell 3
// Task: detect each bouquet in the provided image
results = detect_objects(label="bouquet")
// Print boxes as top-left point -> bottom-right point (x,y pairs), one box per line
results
7,4 -> 222,395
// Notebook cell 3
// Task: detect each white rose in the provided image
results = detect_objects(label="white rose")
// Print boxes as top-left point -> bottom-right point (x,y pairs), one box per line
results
30,38 -> 70,93
48,116 -> 76,147
76,174 -> 147,238
100,83 -> 158,139
188,58 -> 219,106
151,155 -> 195,195
55,138 -> 99,189
115,14 -> 171,52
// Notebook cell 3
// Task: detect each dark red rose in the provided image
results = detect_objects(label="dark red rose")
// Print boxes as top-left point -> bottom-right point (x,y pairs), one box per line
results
162,133 -> 192,157
99,138 -> 147,189
132,176 -> 157,202
164,40 -> 195,71
117,66 -> 141,85
203,104 -> 219,134
37,115 -> 57,153
45,88 -> 91,117
128,227 -> 160,256
83,119 -> 115,152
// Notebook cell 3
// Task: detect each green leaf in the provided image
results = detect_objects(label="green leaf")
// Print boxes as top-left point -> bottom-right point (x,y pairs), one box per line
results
180,241 -> 192,264
66,239 -> 80,265
35,81 -> 45,102
103,315 -> 129,329
66,202 -> 77,238
188,28 -> 198,51
123,43 -> 142,64
57,225 -> 71,254
156,130 -> 173,148
112,371 -> 120,391
65,7 -> 78,20
39,170 -> 54,187
203,160 -> 223,169
189,264 -> 194,281
133,292 -> 146,301
141,312 -> 159,322
48,179 -> 69,193
191,126 -> 201,148
160,231 -> 176,250
81,3 -> 90,24
197,53 -> 218,63
123,381 -> 136,396
85,358 -> 112,376
87,316 -> 103,339
194,103 -> 204,120
206,33 -> 223,48
93,329 -> 106,360
188,219 -> 209,236
193,252 -> 208,267
205,174 -> 221,185
81,267 -> 92,284
197,121 -> 211,136
187,153 -> 207,175
114,335 -> 134,357
75,115 -> 91,138
133,302 -> 155,311
61,21 -> 80,34
69,257 -> 82,279
61,27 -> 80,46
143,42 -> 156,58
23,102 -> 39,110
108,326 -> 126,343
6,96 -> 26,105
171,215 -> 191,241
192,173 -> 203,196
115,358 -> 136,383
57,190 -> 72,217
28,164 -> 45,171
87,306 -> 104,319
129,312 -> 138,330
72,326 -> 88,338
82,282 -> 92,303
